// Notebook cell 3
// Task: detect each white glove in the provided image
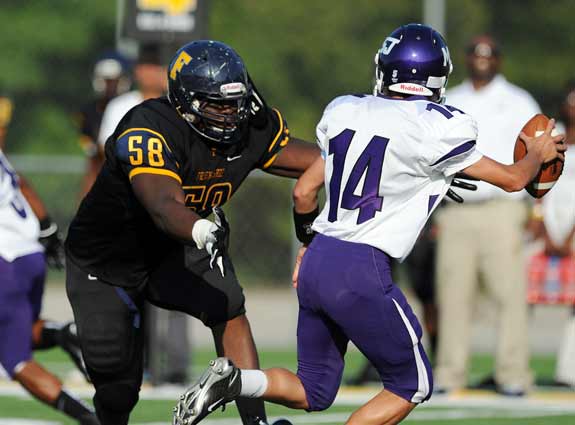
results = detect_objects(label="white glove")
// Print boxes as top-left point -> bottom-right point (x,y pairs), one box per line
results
191,207 -> 229,276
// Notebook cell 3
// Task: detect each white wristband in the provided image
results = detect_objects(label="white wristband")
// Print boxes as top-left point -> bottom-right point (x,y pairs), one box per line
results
191,219 -> 217,250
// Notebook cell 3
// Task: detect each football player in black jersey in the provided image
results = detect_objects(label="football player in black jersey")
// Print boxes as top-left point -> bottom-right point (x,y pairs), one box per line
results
65,40 -> 319,425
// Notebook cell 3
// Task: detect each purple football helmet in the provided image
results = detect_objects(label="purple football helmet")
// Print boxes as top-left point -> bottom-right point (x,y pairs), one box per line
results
374,23 -> 453,103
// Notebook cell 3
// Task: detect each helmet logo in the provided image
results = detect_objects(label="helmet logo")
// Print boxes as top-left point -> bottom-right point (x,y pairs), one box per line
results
388,83 -> 433,96
391,69 -> 398,83
379,37 -> 401,55
169,50 -> 192,80
220,82 -> 247,97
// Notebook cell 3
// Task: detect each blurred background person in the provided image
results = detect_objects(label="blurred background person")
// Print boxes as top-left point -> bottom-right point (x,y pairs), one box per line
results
95,43 -> 189,385
97,44 -> 167,147
0,96 -> 98,425
76,51 -> 131,198
527,81 -> 575,387
434,34 -> 540,396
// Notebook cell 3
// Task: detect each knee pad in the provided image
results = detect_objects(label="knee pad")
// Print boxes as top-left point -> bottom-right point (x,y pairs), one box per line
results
94,380 -> 139,415
80,313 -> 138,374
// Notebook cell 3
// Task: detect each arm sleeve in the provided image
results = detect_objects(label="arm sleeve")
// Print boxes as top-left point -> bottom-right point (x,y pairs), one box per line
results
257,107 -> 291,169
421,111 -> 483,177
115,128 -> 181,184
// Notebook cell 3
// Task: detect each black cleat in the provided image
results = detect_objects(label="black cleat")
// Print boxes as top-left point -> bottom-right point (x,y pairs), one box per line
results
173,358 -> 241,425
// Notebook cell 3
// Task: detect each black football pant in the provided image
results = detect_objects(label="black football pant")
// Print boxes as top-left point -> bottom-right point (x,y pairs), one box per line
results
66,246 -> 247,425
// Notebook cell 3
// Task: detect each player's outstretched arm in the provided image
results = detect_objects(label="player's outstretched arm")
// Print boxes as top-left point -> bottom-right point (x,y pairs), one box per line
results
462,118 -> 565,192
264,137 -> 320,178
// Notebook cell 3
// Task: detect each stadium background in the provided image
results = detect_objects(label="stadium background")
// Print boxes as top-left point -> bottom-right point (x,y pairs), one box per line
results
1,1 -> 574,424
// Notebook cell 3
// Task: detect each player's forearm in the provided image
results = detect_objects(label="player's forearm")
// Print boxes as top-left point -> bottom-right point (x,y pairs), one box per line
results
462,154 -> 543,193
503,152 -> 543,192
147,197 -> 201,243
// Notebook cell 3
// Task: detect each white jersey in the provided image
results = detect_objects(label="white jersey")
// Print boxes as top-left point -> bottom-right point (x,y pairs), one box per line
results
0,150 -> 42,261
312,94 -> 483,261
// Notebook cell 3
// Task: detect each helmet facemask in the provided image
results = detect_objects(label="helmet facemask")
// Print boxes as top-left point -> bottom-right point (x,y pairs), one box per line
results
172,79 -> 251,145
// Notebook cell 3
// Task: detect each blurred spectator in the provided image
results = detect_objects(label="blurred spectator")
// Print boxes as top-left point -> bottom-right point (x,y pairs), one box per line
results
97,44 -> 167,147
76,51 -> 131,198
434,35 -> 540,396
528,82 -> 575,387
96,43 -> 189,385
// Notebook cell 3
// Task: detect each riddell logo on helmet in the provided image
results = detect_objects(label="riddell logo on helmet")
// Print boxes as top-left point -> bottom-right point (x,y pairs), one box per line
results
400,84 -> 424,93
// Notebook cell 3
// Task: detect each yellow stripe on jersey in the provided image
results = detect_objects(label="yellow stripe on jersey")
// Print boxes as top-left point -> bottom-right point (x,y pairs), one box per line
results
129,167 -> 182,184
117,127 -> 174,153
262,153 -> 279,169
267,109 -> 286,152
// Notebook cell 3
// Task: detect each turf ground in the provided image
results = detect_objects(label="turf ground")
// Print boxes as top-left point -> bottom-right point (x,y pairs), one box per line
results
1,349 -> 573,424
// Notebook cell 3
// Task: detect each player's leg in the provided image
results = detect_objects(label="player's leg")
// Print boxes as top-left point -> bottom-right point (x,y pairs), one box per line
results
0,253 -> 98,424
434,204 -> 479,391
172,251 -> 347,425
66,258 -> 145,425
403,222 -> 438,358
30,268 -> 89,381
310,235 -> 428,424
479,199 -> 532,394
147,246 -> 267,425
15,361 -> 99,425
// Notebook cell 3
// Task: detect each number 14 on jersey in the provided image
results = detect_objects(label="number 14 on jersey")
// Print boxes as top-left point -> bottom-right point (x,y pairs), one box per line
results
328,129 -> 389,225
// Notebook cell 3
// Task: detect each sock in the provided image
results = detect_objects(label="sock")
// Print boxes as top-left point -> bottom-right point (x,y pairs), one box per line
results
53,390 -> 99,424
239,369 -> 268,398
35,321 -> 64,350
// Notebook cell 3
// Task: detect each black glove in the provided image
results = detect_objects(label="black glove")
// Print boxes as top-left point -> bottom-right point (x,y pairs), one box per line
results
446,172 -> 478,203
207,207 -> 230,277
39,217 -> 65,270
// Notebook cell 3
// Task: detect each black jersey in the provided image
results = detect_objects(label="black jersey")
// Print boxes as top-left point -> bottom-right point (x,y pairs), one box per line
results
66,97 -> 290,288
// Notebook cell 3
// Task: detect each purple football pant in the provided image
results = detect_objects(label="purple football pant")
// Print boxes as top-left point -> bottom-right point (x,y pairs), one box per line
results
296,234 -> 432,410
0,252 -> 45,377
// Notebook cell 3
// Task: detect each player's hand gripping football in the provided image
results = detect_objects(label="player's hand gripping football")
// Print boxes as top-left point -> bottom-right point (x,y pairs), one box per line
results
519,118 -> 566,164
446,173 -> 478,203
191,207 -> 230,277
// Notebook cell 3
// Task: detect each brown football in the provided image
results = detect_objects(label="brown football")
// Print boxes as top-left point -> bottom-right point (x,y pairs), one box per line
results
513,113 -> 564,198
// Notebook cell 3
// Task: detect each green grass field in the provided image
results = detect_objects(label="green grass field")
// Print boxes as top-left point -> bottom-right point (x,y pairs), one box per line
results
1,348 -> 573,425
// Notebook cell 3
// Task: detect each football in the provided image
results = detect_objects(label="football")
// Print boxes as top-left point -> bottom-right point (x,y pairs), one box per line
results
513,113 -> 564,198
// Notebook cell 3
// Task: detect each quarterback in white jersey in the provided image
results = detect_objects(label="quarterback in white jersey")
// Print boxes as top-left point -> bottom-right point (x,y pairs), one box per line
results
173,24 -> 566,425
313,94 -> 482,261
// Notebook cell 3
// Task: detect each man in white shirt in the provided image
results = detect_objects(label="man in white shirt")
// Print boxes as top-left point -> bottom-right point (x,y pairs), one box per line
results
434,35 -> 540,396
97,44 -> 167,147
